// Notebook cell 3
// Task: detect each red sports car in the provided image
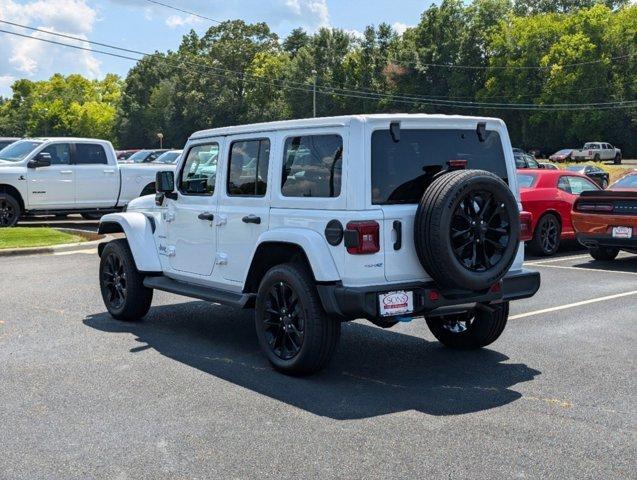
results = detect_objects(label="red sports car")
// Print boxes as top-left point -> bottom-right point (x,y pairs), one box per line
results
518,169 -> 600,256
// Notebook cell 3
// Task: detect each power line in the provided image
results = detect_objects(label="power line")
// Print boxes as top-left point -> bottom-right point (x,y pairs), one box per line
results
0,27 -> 635,111
141,0 -> 223,24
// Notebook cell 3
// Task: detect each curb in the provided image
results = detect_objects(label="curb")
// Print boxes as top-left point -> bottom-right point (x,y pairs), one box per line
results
0,230 -> 114,258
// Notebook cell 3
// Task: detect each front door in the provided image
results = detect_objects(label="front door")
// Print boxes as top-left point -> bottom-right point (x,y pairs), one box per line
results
217,136 -> 272,282
165,140 -> 222,277
26,142 -> 75,209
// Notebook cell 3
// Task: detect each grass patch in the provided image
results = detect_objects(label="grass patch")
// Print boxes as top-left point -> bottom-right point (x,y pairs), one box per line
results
0,228 -> 85,250
559,161 -> 632,183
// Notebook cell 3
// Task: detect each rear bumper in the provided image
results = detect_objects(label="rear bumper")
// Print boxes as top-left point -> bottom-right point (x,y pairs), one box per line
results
576,233 -> 637,252
317,269 -> 541,321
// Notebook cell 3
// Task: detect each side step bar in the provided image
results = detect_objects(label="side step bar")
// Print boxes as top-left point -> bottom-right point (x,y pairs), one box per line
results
143,276 -> 254,309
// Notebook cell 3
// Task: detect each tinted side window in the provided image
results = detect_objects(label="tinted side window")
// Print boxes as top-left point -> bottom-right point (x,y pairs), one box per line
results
227,139 -> 270,196
281,135 -> 343,198
568,176 -> 599,195
179,143 -> 219,195
41,143 -> 71,165
75,144 -> 107,165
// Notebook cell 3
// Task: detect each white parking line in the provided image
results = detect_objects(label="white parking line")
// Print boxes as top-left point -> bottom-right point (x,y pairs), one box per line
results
53,249 -> 97,256
531,263 -> 637,276
510,290 -> 637,320
524,254 -> 591,265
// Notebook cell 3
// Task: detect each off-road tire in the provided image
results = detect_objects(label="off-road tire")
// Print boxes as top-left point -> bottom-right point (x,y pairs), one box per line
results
0,193 -> 21,227
255,263 -> 340,375
414,169 -> 520,291
426,302 -> 509,349
589,246 -> 619,261
99,239 -> 153,321
528,213 -> 561,256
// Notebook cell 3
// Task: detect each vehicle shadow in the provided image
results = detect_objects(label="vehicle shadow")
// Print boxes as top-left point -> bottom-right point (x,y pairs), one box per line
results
84,303 -> 541,420
572,255 -> 637,274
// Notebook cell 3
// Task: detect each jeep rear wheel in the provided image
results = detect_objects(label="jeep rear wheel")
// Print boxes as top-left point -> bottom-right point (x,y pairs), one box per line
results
0,193 -> 20,227
426,302 -> 509,349
255,263 -> 340,375
414,170 -> 520,291
99,239 -> 153,321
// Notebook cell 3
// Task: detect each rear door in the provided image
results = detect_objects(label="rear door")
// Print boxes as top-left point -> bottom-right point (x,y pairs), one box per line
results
73,143 -> 120,208
216,135 -> 272,282
26,142 -> 75,209
370,126 -> 511,283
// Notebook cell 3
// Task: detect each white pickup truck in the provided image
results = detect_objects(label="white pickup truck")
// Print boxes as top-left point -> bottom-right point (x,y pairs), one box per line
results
0,137 -> 175,227
572,142 -> 622,164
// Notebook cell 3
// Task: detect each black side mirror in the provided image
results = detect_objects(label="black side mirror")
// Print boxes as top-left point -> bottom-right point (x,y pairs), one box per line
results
27,152 -> 52,168
155,170 -> 177,205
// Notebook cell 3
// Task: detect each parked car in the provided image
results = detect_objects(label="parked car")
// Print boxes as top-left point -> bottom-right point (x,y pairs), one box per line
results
539,162 -> 558,170
564,165 -> 610,189
127,149 -> 168,164
0,138 -> 176,227
116,149 -> 140,161
0,137 -> 20,150
95,114 -> 540,375
549,149 -> 573,162
514,151 -> 540,169
572,142 -> 622,164
518,170 -> 600,256
154,149 -> 182,164
608,171 -> 637,191
572,187 -> 637,260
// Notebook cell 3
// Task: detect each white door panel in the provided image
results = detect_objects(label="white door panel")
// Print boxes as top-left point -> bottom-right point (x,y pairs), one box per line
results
74,143 -> 120,207
26,143 -> 74,209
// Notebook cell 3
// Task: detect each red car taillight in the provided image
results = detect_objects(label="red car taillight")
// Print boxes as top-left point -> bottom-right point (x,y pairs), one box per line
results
345,221 -> 380,254
520,211 -> 533,242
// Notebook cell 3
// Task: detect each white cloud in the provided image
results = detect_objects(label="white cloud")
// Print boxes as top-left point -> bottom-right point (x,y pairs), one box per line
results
165,14 -> 203,29
345,29 -> 364,40
0,74 -> 17,98
392,22 -> 412,36
0,0 -> 101,90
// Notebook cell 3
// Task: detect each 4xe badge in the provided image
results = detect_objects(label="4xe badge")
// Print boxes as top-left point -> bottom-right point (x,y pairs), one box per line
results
378,290 -> 414,317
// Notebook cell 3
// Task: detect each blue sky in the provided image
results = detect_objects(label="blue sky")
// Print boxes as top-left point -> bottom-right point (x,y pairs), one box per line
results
0,0 -> 435,97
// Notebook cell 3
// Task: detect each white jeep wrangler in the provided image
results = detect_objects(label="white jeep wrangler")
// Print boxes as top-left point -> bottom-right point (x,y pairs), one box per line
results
97,115 -> 540,374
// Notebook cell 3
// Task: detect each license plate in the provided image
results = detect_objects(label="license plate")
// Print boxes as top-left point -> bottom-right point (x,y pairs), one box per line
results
379,290 -> 414,317
612,226 -> 632,239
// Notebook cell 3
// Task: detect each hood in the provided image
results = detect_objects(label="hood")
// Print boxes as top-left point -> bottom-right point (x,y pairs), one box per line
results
126,194 -> 157,212
0,164 -> 26,175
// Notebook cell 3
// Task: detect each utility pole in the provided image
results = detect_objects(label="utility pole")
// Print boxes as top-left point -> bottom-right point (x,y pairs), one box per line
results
312,69 -> 317,118
157,132 -> 164,149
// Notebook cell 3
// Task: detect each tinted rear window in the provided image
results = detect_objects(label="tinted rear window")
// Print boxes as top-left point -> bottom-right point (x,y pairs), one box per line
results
517,173 -> 537,188
75,144 -> 107,164
371,129 -> 508,205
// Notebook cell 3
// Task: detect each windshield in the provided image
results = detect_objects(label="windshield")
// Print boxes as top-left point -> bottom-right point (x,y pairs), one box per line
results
155,151 -> 181,164
517,173 -> 537,188
610,174 -> 637,190
583,143 -> 599,149
565,166 -> 583,172
371,128 -> 508,205
128,150 -> 151,163
555,149 -> 571,155
0,140 -> 43,162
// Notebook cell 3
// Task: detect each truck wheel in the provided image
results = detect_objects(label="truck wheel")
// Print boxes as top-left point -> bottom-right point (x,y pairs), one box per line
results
255,263 -> 340,375
426,302 -> 509,349
528,213 -> 561,256
594,154 -> 600,162
0,193 -> 21,227
614,154 -> 621,165
99,239 -> 153,321
589,246 -> 619,261
414,170 -> 520,291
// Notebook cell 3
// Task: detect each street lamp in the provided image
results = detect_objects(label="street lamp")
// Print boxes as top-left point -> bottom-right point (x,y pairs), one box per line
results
311,69 -> 317,118
157,132 -> 164,149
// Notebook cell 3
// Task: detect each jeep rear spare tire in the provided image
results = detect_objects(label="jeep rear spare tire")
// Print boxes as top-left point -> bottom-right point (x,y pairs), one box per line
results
414,169 -> 520,291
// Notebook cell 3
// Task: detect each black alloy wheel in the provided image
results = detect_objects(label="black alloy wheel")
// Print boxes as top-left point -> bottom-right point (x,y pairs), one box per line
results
538,215 -> 560,254
101,252 -> 127,310
262,281 -> 305,360
0,196 -> 20,227
450,190 -> 511,272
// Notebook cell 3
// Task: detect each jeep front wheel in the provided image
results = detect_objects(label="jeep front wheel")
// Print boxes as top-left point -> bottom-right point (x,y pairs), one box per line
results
0,193 -> 21,227
99,239 -> 153,321
255,263 -> 340,375
425,302 -> 509,349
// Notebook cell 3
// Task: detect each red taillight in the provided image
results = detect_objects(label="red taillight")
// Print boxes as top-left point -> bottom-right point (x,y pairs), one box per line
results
428,290 -> 441,301
447,159 -> 467,170
576,202 -> 614,212
520,211 -> 533,242
345,221 -> 380,254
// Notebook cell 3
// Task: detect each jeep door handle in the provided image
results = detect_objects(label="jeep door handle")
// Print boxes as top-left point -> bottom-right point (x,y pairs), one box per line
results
198,212 -> 215,221
242,215 -> 261,224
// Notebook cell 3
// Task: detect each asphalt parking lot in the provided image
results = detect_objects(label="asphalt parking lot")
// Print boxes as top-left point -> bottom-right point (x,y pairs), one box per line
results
0,248 -> 635,479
